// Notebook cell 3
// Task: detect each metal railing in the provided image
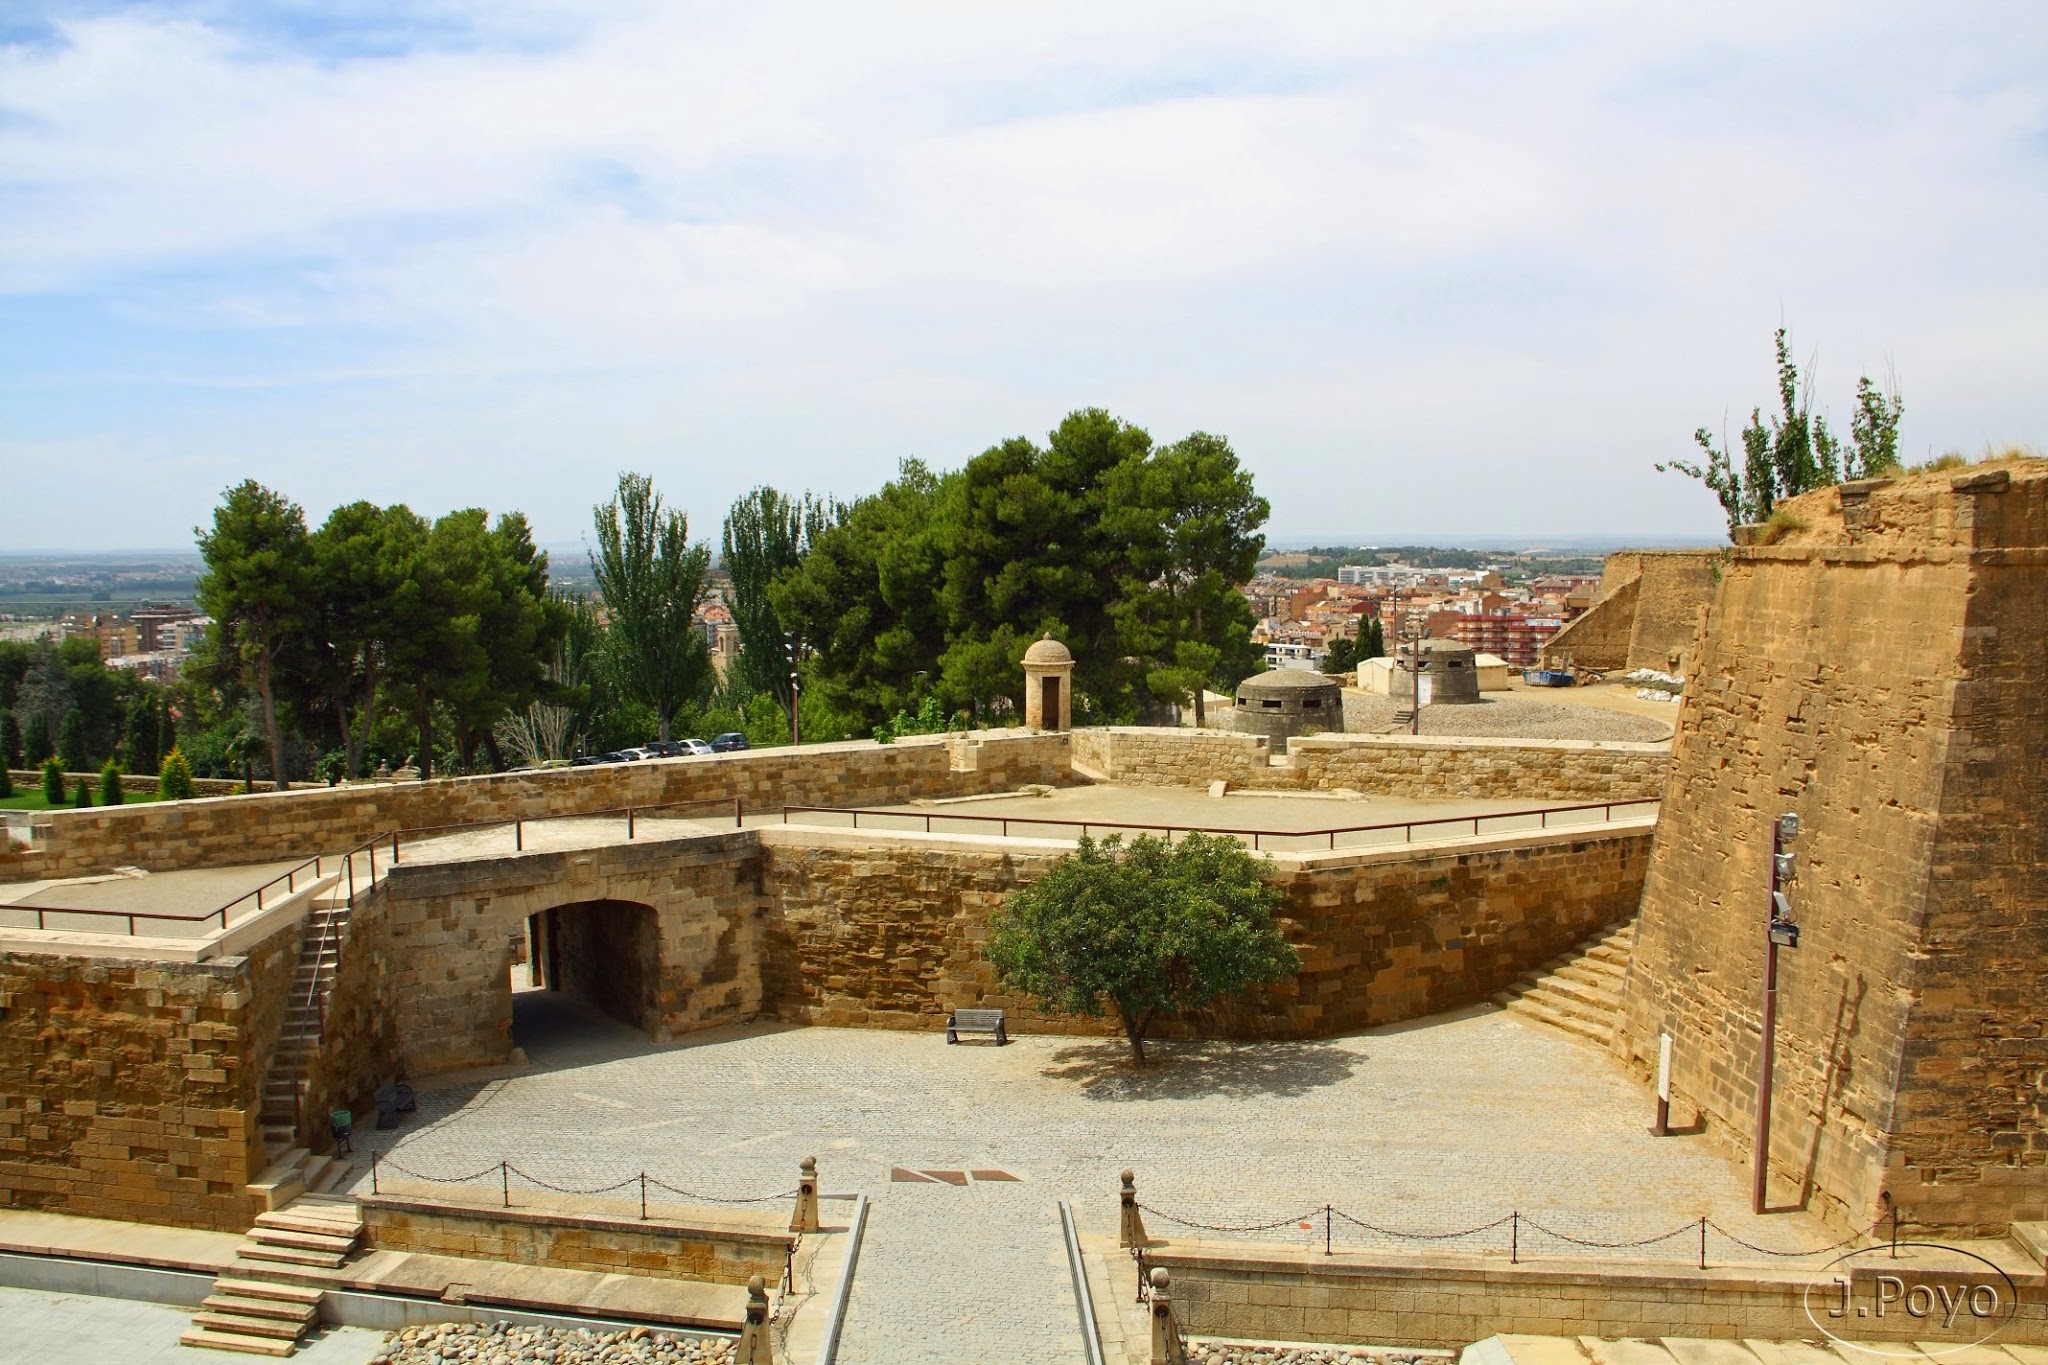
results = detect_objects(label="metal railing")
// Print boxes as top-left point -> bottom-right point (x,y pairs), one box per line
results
780,798 -> 1659,852
8,851 -> 337,935
6,798 -> 755,939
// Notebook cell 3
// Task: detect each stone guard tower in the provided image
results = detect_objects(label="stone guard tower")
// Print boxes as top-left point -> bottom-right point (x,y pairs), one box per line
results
1233,668 -> 1343,751
1022,636 -> 1073,731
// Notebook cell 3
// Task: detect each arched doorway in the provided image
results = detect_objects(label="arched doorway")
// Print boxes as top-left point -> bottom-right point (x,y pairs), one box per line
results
516,899 -> 662,1035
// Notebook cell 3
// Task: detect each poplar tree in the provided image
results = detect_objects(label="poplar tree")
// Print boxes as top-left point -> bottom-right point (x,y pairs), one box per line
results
722,487 -> 835,723
591,473 -> 712,743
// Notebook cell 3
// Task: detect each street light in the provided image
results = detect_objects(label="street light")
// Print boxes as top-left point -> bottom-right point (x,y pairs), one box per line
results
1753,810 -> 1802,1213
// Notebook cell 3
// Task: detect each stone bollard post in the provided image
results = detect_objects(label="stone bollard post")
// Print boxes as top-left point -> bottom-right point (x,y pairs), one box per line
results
790,1155 -> 821,1233
1149,1267 -> 1186,1364
1119,1169 -> 1149,1248
736,1274 -> 773,1364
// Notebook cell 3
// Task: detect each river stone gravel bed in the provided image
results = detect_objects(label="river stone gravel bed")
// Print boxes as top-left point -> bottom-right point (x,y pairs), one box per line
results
1339,691 -> 1671,742
1188,1343 -> 1450,1365
369,1322 -> 734,1365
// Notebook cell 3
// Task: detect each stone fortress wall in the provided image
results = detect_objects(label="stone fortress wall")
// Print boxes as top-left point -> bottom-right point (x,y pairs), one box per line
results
1619,461 -> 2048,1235
1541,549 -> 1722,674
0,726 -> 1669,1232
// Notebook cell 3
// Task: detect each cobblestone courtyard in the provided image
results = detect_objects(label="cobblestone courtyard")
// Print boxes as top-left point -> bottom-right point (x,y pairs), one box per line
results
352,996 -> 1844,1362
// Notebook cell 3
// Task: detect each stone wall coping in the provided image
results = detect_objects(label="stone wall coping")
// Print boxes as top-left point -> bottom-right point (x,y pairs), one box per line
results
1148,1235 -> 2047,1290
358,1190 -> 793,1248
379,828 -> 759,899
0,933 -> 247,968
758,813 -> 1660,869
1288,732 -> 1672,756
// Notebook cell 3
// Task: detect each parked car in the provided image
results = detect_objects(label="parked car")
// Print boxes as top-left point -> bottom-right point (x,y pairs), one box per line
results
709,732 -> 750,753
641,740 -> 685,758
597,750 -> 636,763
569,755 -> 603,767
676,738 -> 714,756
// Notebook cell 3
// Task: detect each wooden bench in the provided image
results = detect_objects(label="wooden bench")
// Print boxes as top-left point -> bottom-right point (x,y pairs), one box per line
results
946,1008 -> 1009,1046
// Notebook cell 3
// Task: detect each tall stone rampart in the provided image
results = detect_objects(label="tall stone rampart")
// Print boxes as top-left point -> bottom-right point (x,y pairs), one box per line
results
1541,550 -> 1721,674
1620,459 -> 2048,1234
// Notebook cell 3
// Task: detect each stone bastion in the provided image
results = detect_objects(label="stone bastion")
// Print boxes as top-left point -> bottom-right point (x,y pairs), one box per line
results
0,725 -> 1668,1233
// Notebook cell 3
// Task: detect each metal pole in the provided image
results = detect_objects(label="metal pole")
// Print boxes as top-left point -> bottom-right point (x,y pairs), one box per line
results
372,1150 -> 380,1194
628,807 -> 636,839
1511,1211 -> 1518,1263
1324,1204 -> 1332,1256
1698,1216 -> 1708,1269
734,797 -> 742,829
641,1172 -> 648,1220
515,819 -> 523,852
502,1161 -> 510,1207
1753,818 -> 1783,1215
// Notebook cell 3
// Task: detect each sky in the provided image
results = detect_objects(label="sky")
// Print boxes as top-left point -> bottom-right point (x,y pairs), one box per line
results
2,2 -> 2045,552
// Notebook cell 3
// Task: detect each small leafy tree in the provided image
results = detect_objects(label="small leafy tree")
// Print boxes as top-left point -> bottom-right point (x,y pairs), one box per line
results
158,749 -> 196,801
41,757 -> 64,805
986,831 -> 1300,1064
872,695 -> 957,745
99,759 -> 125,806
1659,328 -> 1903,537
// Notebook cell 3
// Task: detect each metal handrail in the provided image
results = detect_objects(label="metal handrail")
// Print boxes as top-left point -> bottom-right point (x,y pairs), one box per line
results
14,850 -> 332,935
779,798 -> 1660,851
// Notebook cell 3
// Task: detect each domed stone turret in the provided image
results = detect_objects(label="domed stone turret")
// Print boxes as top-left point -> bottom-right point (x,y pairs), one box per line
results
1022,635 -> 1074,731
1233,668 -> 1343,752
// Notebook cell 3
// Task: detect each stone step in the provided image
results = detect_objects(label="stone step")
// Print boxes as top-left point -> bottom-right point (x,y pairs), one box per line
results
190,1310 -> 305,1341
255,1208 -> 360,1240
1517,973 -> 1618,1015
1551,961 -> 1624,994
237,1242 -> 349,1270
178,1327 -> 298,1357
201,1294 -> 318,1325
226,1257 -> 349,1290
250,1225 -> 357,1254
212,1278 -> 324,1306
1499,993 -> 1612,1044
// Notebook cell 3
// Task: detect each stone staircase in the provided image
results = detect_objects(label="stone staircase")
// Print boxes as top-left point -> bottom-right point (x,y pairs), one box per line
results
259,896 -> 353,1161
1493,916 -> 1636,1046
181,1195 -> 364,1356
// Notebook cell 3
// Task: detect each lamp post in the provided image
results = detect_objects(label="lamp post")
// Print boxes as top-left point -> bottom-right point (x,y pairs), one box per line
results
785,631 -> 802,747
1753,811 -> 1801,1214
1404,615 -> 1428,736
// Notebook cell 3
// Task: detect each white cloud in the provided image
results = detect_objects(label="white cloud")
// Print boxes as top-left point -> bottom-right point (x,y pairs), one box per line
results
1,1 -> 2045,546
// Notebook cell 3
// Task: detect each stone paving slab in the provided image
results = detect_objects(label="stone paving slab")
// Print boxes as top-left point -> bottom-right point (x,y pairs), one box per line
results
0,1285 -> 386,1364
353,995 -> 1845,1271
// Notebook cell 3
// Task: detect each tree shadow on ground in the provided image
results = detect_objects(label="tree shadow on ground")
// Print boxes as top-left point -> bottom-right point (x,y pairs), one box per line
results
1039,1035 -> 1364,1101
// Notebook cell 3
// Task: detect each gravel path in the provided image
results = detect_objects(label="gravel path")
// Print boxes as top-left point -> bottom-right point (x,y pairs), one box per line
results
369,1323 -> 732,1364
1339,692 -> 1671,742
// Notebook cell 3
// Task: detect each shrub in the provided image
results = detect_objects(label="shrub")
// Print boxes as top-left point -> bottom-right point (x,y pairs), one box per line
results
158,749 -> 196,801
99,759 -> 124,806
42,757 -> 65,805
73,778 -> 91,808
1756,508 -> 1810,546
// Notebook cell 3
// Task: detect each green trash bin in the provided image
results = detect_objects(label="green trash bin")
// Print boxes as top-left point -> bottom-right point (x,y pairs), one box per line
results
330,1108 -> 353,1154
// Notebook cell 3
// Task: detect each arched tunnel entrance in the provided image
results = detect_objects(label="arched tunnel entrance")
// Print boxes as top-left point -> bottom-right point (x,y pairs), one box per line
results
513,899 -> 662,1048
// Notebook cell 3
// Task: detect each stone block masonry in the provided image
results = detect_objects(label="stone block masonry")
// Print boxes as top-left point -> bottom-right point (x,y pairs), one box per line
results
0,924 -> 300,1231
1071,727 -> 1669,803
20,730 -> 1074,880
360,1192 -> 791,1287
757,822 -> 1654,1042
1621,459 -> 2048,1236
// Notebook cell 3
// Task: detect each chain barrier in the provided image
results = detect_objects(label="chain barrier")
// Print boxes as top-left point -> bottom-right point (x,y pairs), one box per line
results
1138,1196 -> 1896,1268
369,1152 -> 797,1210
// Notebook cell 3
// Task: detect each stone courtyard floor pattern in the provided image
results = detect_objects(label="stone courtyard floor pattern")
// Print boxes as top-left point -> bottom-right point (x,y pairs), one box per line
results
350,995 -> 1852,1362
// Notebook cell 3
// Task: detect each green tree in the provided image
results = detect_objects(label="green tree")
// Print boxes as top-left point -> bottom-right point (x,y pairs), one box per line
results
59,707 -> 89,773
99,759 -> 124,806
985,831 -> 1300,1065
1109,431 -> 1268,726
771,460 -> 952,729
18,644 -> 72,756
155,697 -> 177,770
1659,328 -> 1904,537
123,694 -> 160,775
1324,635 -> 1363,674
0,763 -> 11,799
158,749 -> 196,800
73,777 -> 90,807
294,501 -> 420,779
591,473 -> 713,743
0,708 -> 20,769
41,757 -> 64,804
722,486 -> 835,727
195,480 -> 314,788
